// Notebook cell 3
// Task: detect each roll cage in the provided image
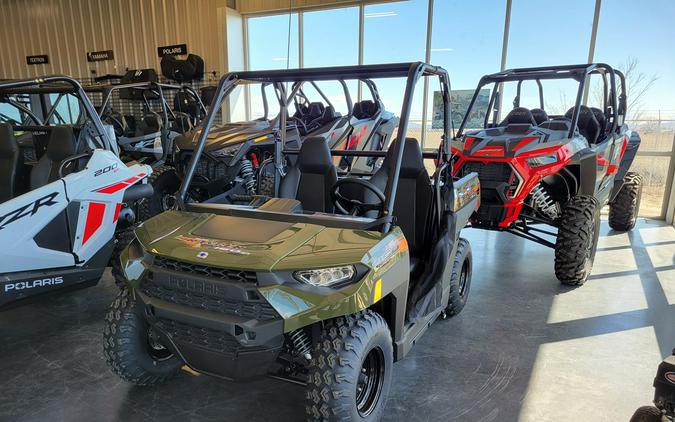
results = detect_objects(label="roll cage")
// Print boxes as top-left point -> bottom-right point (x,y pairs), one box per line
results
85,81 -> 207,128
177,62 -> 453,234
455,63 -> 627,140
0,76 -> 117,153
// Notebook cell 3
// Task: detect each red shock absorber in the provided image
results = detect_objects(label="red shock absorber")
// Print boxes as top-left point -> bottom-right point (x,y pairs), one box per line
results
250,152 -> 259,168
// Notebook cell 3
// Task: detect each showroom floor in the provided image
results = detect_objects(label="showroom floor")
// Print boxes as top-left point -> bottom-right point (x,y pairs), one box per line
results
1,218 -> 674,422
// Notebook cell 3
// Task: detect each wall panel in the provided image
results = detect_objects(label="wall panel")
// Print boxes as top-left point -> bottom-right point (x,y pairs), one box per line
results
0,0 -> 228,79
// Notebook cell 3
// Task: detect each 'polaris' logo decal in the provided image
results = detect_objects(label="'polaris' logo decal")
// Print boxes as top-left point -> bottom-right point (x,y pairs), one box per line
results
4,277 -> 64,292
0,192 -> 59,230
666,372 -> 675,384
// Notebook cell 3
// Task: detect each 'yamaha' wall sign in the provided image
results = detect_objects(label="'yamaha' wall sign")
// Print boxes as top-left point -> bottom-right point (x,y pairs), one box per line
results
26,55 -> 49,65
87,50 -> 114,62
157,44 -> 187,57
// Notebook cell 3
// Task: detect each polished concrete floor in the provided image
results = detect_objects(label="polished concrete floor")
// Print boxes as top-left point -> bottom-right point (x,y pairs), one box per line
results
1,218 -> 674,422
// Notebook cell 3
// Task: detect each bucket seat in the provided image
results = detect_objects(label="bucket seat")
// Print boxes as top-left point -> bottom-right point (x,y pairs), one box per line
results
0,123 -> 20,202
368,138 -> 431,272
30,126 -> 76,189
280,136 -> 337,213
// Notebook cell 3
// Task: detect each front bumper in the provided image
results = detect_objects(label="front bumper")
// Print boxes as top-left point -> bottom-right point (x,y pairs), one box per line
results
136,259 -> 284,381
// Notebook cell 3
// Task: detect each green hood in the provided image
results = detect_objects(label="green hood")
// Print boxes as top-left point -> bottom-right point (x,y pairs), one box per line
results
135,210 -> 384,272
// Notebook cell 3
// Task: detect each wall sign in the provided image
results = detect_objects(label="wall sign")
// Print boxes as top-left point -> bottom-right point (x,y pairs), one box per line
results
87,50 -> 114,62
157,43 -> 187,57
26,55 -> 49,65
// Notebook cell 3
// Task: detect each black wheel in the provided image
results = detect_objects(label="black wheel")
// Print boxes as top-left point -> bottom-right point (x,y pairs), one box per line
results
110,229 -> 135,289
629,406 -> 663,422
554,195 -> 601,286
445,237 -> 472,317
305,310 -> 393,421
609,172 -> 643,231
138,165 -> 180,221
103,289 -> 182,385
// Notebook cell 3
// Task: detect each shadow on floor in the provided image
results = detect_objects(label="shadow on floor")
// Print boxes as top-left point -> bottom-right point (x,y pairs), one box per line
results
0,218 -> 673,421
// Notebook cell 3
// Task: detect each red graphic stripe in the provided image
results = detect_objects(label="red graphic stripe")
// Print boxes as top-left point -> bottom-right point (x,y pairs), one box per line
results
113,203 -> 122,223
82,202 -> 106,245
95,173 -> 147,195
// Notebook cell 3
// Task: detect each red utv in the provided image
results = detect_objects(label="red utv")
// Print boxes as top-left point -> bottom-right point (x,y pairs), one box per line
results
451,64 -> 642,285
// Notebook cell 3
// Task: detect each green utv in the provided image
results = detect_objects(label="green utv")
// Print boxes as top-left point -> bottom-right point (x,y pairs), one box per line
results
104,62 -> 480,421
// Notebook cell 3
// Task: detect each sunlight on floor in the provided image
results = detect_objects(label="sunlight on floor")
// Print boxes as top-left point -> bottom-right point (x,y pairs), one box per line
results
638,226 -> 675,244
592,248 -> 638,275
546,274 -> 647,324
656,269 -> 675,305
518,326 -> 661,422
646,243 -> 675,268
597,232 -> 631,249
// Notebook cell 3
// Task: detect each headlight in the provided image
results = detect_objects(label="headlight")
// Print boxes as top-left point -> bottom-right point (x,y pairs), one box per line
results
294,265 -> 355,287
213,143 -> 242,157
526,154 -> 558,167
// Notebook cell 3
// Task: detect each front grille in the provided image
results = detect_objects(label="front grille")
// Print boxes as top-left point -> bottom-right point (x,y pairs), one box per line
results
462,161 -> 520,203
156,318 -> 260,356
154,256 -> 258,284
462,161 -> 512,182
141,274 -> 278,321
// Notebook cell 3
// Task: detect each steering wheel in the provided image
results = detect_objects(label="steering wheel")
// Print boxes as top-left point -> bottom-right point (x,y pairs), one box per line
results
289,115 -> 309,134
332,178 -> 385,217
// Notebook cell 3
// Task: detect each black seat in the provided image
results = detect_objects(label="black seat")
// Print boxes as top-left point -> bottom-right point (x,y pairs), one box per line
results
30,126 -> 76,189
590,107 -> 607,140
499,107 -> 537,126
565,106 -> 600,144
136,112 -> 162,136
0,123 -> 20,202
369,138 -> 431,265
530,108 -> 549,125
352,100 -> 380,120
279,136 -> 337,213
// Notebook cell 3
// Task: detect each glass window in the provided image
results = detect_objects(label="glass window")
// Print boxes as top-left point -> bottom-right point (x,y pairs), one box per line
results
303,7 -> 359,68
594,0 -> 675,216
0,102 -> 22,124
247,13 -> 299,71
362,0 -> 428,144
426,0 -> 506,149
48,93 -> 81,125
506,0 -> 595,68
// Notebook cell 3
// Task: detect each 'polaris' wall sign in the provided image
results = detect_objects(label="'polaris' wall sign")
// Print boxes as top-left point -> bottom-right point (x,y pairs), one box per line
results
87,50 -> 114,62
26,55 -> 49,65
157,43 -> 187,57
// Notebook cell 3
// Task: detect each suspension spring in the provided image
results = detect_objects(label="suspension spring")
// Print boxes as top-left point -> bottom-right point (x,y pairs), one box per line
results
239,158 -> 256,194
288,329 -> 312,361
530,183 -> 561,220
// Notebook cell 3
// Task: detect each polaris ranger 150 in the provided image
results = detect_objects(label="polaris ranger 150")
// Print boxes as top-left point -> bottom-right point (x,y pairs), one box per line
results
452,63 -> 642,285
104,62 -> 479,421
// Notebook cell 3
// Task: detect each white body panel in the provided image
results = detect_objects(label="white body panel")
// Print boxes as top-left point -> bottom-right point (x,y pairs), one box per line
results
0,150 -> 151,274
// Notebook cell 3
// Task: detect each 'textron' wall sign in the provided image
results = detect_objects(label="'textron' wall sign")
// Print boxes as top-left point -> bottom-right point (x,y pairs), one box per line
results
26,55 -> 49,65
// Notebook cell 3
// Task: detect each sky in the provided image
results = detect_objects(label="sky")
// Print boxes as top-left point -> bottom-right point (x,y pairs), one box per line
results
246,0 -> 675,122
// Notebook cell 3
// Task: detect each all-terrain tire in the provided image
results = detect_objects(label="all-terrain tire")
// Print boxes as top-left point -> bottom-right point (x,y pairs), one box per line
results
305,310 -> 393,422
554,195 -> 600,286
609,172 -> 643,231
629,406 -> 662,422
110,229 -> 135,289
258,174 -> 275,197
138,165 -> 180,221
103,289 -> 182,385
445,237 -> 472,317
